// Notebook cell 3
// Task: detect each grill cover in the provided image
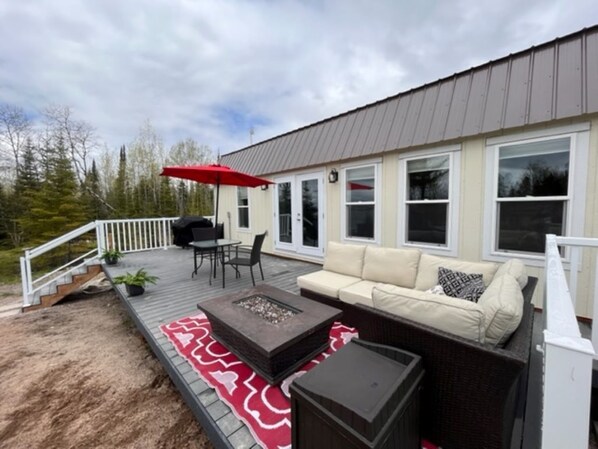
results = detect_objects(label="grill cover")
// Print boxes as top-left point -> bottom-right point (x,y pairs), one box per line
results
171,216 -> 213,247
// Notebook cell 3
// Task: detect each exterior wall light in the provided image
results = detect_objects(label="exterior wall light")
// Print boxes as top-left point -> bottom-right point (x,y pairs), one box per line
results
261,184 -> 269,191
328,169 -> 338,183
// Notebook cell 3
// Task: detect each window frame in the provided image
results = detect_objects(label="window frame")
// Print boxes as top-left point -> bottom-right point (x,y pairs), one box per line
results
398,145 -> 461,257
236,186 -> 251,231
340,160 -> 381,244
483,124 -> 589,265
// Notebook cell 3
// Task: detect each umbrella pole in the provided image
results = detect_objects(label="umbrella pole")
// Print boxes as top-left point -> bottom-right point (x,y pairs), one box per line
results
214,181 -> 220,242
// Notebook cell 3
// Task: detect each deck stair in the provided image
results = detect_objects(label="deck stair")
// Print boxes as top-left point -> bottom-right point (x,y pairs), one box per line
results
24,263 -> 102,312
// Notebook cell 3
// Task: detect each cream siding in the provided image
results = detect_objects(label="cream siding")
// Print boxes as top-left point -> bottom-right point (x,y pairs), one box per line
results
218,114 -> 598,317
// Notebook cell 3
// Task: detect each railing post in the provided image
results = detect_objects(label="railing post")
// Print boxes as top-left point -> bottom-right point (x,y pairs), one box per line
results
20,256 -> 31,307
543,234 -> 597,448
96,221 -> 105,256
542,332 -> 594,449
162,218 -> 168,249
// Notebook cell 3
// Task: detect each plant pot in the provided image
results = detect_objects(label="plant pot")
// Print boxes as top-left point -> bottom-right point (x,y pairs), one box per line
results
105,256 -> 119,265
125,284 -> 145,297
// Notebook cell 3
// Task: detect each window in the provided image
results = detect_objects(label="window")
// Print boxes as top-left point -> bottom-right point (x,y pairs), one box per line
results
342,164 -> 378,241
237,187 -> 249,229
484,124 -> 589,263
496,138 -> 569,254
399,148 -> 460,254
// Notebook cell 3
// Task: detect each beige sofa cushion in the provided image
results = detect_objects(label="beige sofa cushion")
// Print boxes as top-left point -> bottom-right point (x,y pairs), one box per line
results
414,254 -> 499,291
297,270 -> 361,298
372,284 -> 486,342
477,274 -> 523,346
494,258 -> 528,289
362,247 -> 421,288
338,280 -> 378,307
323,242 -> 366,278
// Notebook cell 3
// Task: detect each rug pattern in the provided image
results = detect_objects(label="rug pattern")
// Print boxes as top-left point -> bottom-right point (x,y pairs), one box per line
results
160,312 -> 436,449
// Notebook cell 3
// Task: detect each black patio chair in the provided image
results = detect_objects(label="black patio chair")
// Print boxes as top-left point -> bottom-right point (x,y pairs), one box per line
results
222,231 -> 267,288
191,224 -> 224,270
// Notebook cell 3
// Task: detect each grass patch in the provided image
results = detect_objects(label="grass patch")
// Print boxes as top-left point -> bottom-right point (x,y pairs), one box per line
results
0,248 -> 22,284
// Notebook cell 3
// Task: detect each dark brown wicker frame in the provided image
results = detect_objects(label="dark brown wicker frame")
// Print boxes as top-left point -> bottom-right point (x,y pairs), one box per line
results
300,276 -> 537,449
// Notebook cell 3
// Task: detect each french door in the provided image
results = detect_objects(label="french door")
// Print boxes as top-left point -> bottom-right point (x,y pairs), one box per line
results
274,172 -> 325,257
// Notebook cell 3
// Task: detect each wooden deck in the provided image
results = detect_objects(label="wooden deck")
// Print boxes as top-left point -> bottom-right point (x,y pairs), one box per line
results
104,247 -> 550,449
103,247 -> 320,449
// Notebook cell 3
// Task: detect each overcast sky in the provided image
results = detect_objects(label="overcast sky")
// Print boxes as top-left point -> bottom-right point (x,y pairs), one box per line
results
0,0 -> 597,157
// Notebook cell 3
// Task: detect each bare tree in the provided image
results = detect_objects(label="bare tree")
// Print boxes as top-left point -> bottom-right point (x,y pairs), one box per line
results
0,104 -> 32,171
168,138 -> 214,166
42,105 -> 97,183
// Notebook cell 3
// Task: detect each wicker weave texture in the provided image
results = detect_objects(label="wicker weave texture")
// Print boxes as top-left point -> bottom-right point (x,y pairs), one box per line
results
300,276 -> 537,449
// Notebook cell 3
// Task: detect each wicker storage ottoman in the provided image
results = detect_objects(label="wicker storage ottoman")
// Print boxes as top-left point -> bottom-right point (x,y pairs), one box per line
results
290,339 -> 424,449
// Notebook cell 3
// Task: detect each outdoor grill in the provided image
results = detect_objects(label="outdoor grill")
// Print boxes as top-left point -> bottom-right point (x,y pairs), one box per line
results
171,216 -> 215,248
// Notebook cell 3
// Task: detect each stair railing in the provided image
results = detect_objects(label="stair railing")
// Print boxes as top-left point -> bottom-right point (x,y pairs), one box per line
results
21,216 -> 182,308
20,222 -> 100,307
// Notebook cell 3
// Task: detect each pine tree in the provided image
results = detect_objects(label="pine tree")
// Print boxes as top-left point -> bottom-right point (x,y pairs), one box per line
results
20,135 -> 86,243
11,138 -> 40,244
112,145 -> 129,218
81,160 -> 105,220
159,176 -> 176,216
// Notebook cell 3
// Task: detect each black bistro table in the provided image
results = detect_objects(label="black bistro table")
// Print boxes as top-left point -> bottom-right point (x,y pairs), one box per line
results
190,238 -> 241,284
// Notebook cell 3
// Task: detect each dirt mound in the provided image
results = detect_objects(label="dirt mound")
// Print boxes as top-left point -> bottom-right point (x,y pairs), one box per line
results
0,289 -> 213,449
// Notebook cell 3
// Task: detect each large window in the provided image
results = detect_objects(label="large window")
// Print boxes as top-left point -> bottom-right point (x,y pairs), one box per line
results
237,187 -> 249,229
343,164 -> 378,241
495,137 -> 570,254
484,125 -> 589,262
399,148 -> 460,254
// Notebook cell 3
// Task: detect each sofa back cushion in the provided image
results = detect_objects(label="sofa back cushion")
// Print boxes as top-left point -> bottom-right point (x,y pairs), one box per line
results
414,254 -> 499,291
362,246 -> 421,288
323,242 -> 366,278
477,274 -> 523,346
372,284 -> 486,342
493,258 -> 528,289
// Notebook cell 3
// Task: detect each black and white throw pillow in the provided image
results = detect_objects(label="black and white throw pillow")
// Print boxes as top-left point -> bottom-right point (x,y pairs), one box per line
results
438,267 -> 485,302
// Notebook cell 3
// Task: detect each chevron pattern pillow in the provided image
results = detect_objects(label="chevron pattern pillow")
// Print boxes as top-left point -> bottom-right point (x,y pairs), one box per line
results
438,266 -> 486,303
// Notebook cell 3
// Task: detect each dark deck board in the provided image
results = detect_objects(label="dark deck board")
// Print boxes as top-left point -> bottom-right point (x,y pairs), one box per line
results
103,248 -> 320,449
104,247 -> 546,449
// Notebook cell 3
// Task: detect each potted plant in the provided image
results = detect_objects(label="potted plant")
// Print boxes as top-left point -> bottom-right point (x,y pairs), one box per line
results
100,249 -> 124,265
113,268 -> 159,297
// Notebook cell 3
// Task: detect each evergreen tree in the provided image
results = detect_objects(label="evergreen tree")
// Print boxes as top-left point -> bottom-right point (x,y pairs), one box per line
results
10,138 -> 40,244
20,135 -> 86,243
81,159 -> 105,220
158,176 -> 176,216
111,145 -> 129,217
0,184 -> 9,245
175,180 -> 188,216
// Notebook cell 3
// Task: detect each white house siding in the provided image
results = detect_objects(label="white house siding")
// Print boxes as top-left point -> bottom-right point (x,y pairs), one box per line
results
219,115 -> 598,317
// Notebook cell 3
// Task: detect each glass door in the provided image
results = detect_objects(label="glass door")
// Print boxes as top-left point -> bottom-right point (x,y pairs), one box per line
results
273,172 -> 325,257
296,173 -> 324,257
274,177 -> 294,251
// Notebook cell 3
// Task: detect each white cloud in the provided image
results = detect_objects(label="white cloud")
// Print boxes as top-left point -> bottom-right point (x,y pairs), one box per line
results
0,0 -> 596,157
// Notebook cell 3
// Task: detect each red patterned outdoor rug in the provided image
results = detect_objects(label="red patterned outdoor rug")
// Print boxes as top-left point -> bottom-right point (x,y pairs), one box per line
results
161,313 -> 437,449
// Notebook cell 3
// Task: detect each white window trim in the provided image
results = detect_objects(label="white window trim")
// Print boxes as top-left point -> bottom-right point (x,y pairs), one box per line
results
398,145 -> 461,257
236,186 -> 251,232
483,127 -> 589,266
340,162 -> 381,244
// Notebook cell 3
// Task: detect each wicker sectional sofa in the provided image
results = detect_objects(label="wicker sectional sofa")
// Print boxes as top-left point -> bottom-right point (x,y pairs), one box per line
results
297,242 -> 537,449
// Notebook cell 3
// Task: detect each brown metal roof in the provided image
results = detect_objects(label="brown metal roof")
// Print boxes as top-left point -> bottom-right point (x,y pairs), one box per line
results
222,25 -> 598,176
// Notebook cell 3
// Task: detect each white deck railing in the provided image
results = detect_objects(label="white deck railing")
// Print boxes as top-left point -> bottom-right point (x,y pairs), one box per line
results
542,234 -> 597,449
98,217 -> 179,253
19,216 -> 195,307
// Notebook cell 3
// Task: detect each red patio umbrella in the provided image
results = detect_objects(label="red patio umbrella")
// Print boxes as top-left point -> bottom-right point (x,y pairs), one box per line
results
160,164 -> 274,239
